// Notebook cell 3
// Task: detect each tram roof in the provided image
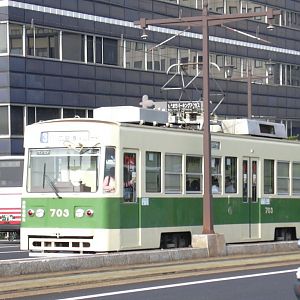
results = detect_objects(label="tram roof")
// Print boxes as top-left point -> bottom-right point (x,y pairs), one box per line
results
93,106 -> 288,140
26,106 -> 290,142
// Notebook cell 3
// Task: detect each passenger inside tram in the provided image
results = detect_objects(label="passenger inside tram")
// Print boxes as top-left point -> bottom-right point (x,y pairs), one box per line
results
103,167 -> 116,193
225,176 -> 235,193
212,177 -> 219,193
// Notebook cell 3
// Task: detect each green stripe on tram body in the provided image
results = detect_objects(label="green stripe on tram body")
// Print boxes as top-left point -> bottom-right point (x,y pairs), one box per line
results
21,197 -> 300,230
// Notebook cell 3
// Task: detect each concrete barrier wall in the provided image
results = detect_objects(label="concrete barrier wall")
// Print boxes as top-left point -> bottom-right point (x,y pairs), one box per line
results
0,241 -> 298,277
227,241 -> 299,256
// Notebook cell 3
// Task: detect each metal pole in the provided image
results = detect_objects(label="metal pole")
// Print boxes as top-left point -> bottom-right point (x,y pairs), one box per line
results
202,2 -> 214,234
247,73 -> 252,119
134,5 -> 279,237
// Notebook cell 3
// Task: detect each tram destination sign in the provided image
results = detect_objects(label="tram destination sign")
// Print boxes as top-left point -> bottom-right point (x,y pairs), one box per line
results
40,131 -> 89,144
167,101 -> 203,114
155,101 -> 203,115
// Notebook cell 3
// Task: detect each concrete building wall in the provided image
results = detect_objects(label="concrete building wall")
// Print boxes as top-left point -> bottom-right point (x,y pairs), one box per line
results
0,0 -> 300,154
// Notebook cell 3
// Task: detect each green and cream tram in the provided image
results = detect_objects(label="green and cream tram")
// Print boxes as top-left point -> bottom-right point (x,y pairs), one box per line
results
20,106 -> 300,254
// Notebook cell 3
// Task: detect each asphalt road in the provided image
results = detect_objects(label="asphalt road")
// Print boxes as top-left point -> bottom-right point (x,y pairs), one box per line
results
12,264 -> 299,300
0,241 -> 28,260
0,241 -> 300,299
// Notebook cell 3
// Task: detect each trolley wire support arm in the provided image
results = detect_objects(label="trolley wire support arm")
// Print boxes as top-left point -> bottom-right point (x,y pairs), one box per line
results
161,61 -> 223,118
134,8 -> 280,30
135,2 -> 280,236
161,61 -> 221,91
161,62 -> 202,91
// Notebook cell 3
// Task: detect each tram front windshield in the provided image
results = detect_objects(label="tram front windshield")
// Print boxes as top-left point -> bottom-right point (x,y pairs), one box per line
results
27,148 -> 99,193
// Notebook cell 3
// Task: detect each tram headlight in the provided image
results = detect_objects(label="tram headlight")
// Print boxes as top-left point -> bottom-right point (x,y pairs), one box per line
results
35,208 -> 45,218
75,208 -> 85,218
86,209 -> 94,217
27,209 -> 35,217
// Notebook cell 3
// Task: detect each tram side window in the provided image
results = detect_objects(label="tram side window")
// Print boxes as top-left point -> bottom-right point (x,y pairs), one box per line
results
165,154 -> 182,193
186,156 -> 202,193
146,151 -> 161,193
264,159 -> 274,194
123,152 -> 136,202
224,157 -> 237,193
292,162 -> 300,194
277,161 -> 290,195
103,147 -> 116,193
211,157 -> 221,193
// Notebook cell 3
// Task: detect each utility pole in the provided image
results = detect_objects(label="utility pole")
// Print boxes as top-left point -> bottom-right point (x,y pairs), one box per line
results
135,1 -> 280,238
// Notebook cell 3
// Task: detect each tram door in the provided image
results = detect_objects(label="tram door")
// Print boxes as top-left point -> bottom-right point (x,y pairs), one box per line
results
242,157 -> 260,239
120,150 -> 140,249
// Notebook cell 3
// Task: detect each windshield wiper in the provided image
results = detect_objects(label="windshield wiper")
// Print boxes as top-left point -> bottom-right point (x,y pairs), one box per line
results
47,177 -> 62,199
42,163 -> 62,199
79,143 -> 101,155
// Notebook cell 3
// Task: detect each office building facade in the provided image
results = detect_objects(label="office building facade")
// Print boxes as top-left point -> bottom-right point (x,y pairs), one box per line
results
0,0 -> 300,155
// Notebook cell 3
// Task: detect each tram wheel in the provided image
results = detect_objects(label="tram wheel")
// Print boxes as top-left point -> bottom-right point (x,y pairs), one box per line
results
160,232 -> 191,249
275,227 -> 296,241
